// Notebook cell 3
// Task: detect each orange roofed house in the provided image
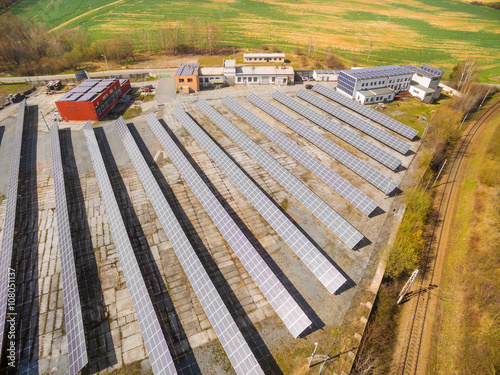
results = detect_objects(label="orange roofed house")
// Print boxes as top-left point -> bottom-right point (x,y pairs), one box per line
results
175,63 -> 200,93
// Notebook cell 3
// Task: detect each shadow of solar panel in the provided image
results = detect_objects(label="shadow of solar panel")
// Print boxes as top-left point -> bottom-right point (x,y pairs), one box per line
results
196,99 -> 363,249
83,122 -> 177,375
248,94 -> 397,195
222,96 -> 378,216
297,90 -> 412,155
0,100 -> 26,358
50,123 -> 88,375
171,106 -> 348,294
144,114 -> 311,338
272,91 -> 402,171
313,85 -> 418,140
116,117 -> 265,375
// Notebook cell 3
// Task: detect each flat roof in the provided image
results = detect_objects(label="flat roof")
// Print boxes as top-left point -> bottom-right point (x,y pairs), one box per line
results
236,66 -> 294,75
358,87 -> 395,97
404,65 -> 442,79
314,70 -> 340,75
175,63 -> 200,76
411,83 -> 435,94
243,53 -> 285,58
224,59 -> 236,67
57,78 -> 121,102
343,65 -> 411,80
200,67 -> 224,75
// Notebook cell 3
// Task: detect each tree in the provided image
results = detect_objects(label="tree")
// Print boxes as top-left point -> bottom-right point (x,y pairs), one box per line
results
451,58 -> 478,91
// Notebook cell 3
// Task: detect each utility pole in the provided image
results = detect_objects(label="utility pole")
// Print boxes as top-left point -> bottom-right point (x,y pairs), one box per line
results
397,270 -> 419,304
40,111 -> 50,131
367,41 -> 374,61
478,88 -> 491,109
101,54 -> 111,79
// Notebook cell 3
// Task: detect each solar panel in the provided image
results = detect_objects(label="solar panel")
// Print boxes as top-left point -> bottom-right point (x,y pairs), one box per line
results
343,65 -> 411,80
196,99 -> 364,249
171,106 -> 348,294
272,92 -> 402,171
50,122 -> 88,375
248,94 -> 397,195
83,122 -> 177,375
312,85 -> 418,140
0,100 -> 25,358
144,115 -> 311,338
297,90 -> 412,154
115,117 -> 265,373
222,96 -> 378,216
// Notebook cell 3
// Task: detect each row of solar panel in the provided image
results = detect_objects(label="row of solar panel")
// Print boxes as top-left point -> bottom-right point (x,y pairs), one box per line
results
312,85 -> 418,140
0,101 -> 26,362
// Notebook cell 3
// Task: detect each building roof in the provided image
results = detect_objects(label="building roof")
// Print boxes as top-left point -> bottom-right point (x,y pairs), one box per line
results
224,59 -> 236,67
343,65 -> 411,80
404,64 -> 442,79
314,70 -> 340,75
200,67 -> 224,75
410,83 -> 435,94
236,66 -> 294,75
175,63 -> 200,76
57,78 -> 120,102
358,87 -> 395,97
243,53 -> 285,58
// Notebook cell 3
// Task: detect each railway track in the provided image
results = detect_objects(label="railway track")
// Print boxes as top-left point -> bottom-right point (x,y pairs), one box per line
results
396,99 -> 500,375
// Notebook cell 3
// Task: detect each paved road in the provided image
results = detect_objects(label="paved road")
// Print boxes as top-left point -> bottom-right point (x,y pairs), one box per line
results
0,68 -> 178,83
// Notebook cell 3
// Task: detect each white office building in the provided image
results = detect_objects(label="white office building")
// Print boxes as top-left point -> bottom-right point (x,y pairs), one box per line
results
234,65 -> 294,86
243,53 -> 285,63
337,65 -> 413,104
405,64 -> 444,103
312,70 -> 339,82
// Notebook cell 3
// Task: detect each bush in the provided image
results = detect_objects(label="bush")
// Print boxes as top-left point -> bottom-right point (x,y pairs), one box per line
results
386,187 -> 432,278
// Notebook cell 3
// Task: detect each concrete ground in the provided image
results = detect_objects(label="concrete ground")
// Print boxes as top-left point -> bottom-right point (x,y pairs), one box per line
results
0,81 -> 418,374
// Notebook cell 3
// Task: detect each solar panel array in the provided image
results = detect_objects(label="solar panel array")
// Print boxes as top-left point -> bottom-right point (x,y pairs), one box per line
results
196,99 -> 363,249
83,122 -> 177,375
50,122 -> 88,375
312,85 -> 418,140
272,91 -> 402,170
172,107 -> 346,294
222,96 -> 378,216
144,116 -> 311,339
116,117 -> 264,374
58,79 -> 117,103
297,90 -> 412,155
0,100 -> 26,358
343,65 -> 411,80
421,64 -> 444,77
171,106 -> 347,293
249,94 -> 397,195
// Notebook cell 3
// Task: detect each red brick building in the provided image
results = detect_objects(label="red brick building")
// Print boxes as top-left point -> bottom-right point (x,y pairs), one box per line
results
56,78 -> 131,122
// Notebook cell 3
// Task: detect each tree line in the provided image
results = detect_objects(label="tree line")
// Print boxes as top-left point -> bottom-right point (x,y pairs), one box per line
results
0,14 -> 224,75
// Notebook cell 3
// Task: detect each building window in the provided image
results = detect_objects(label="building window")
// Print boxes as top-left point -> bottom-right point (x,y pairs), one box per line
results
272,77 -> 275,83
179,78 -> 184,82
253,77 -> 258,82
188,78 -> 192,82
237,77 -> 242,82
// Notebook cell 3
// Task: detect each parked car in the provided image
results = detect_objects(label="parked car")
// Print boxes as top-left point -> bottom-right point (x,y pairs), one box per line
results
140,85 -> 154,92
305,84 -> 314,90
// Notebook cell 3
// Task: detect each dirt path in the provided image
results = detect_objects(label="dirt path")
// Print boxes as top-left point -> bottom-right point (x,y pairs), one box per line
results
49,0 -> 124,32
389,99 -> 500,375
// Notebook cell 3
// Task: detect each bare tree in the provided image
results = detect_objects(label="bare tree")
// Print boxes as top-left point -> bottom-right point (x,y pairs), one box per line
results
452,58 -> 478,91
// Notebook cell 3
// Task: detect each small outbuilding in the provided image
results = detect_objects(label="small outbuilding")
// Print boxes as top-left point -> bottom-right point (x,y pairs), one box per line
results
243,53 -> 285,63
56,78 -> 131,122
175,63 -> 200,92
312,70 -> 339,82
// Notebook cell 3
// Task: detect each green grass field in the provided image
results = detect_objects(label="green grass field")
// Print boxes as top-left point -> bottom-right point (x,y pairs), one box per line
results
5,0 -> 500,81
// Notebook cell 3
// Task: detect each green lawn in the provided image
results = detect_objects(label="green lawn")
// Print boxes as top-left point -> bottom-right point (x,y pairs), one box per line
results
0,82 -> 33,102
5,0 -> 500,82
